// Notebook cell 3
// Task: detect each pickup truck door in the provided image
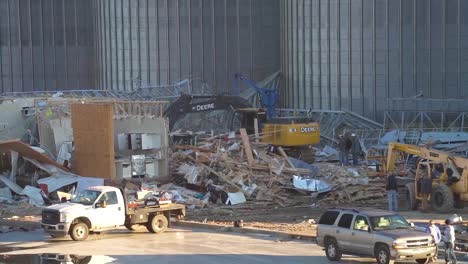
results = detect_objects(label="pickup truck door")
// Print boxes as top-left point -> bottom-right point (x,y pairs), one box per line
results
335,213 -> 355,252
92,191 -> 125,229
349,215 -> 373,255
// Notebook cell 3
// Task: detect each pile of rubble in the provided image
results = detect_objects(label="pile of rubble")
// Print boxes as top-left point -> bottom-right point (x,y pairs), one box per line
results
166,129 -> 406,209
169,138 -> 315,207
0,140 -> 106,219
315,163 -> 386,206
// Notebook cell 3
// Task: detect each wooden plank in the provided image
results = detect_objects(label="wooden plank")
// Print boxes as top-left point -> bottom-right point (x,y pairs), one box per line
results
0,139 -> 70,171
71,103 -> 115,180
277,146 -> 295,168
185,155 -> 245,194
240,128 -> 255,167
254,118 -> 259,143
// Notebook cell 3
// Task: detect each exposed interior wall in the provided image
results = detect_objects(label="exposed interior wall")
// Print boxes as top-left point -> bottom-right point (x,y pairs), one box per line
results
0,99 -> 36,143
113,117 -> 169,180
71,103 -> 115,179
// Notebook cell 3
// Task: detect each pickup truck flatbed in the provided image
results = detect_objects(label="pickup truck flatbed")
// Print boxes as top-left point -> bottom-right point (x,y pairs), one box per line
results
41,186 -> 185,241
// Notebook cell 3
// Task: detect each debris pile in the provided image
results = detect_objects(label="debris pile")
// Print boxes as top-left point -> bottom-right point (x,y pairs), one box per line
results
315,164 -> 386,206
167,129 -> 404,209
315,163 -> 414,206
0,140 -> 106,217
168,131 -> 326,208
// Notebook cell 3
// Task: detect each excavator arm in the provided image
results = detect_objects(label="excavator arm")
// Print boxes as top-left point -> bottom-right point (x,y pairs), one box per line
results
163,94 -> 258,133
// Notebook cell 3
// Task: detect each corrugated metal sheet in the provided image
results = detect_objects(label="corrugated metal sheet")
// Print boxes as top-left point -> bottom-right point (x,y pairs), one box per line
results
280,0 -> 468,120
0,0 -> 96,93
95,0 -> 280,93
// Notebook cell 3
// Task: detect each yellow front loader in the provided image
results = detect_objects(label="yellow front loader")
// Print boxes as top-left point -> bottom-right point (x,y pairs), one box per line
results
386,142 -> 468,212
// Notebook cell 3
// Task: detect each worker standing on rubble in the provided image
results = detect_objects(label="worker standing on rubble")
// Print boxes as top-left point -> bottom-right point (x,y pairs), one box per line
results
425,220 -> 441,262
350,133 -> 361,166
444,219 -> 457,264
337,134 -> 346,166
338,134 -> 351,166
386,173 -> 398,211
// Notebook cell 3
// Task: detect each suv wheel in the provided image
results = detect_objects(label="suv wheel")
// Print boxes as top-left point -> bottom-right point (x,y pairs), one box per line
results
416,258 -> 430,264
375,245 -> 391,264
325,239 -> 342,261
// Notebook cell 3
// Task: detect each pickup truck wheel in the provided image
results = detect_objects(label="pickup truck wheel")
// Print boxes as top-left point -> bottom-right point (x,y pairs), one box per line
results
147,214 -> 168,234
70,222 -> 89,241
325,239 -> 342,261
375,245 -> 391,264
416,258 -> 430,264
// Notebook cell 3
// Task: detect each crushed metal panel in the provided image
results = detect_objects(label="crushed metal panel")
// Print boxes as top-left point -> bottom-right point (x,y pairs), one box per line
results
71,103 -> 115,179
37,175 -> 79,193
22,186 -> 44,206
75,177 -> 104,193
0,175 -> 23,195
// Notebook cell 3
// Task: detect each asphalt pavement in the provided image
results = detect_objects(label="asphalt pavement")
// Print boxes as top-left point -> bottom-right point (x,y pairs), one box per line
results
0,227 -> 454,264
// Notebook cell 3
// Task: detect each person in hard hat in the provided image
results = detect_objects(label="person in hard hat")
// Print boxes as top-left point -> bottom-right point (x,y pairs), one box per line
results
444,219 -> 457,264
425,220 -> 441,262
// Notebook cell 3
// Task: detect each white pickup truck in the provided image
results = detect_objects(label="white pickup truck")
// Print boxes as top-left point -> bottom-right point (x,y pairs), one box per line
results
41,186 -> 185,241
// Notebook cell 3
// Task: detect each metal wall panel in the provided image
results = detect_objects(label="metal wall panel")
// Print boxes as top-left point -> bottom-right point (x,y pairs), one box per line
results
0,0 -> 96,93
96,0 -> 281,93
281,0 -> 468,121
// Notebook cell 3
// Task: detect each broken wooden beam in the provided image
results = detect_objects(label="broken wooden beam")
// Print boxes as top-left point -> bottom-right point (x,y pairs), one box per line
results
240,128 -> 255,167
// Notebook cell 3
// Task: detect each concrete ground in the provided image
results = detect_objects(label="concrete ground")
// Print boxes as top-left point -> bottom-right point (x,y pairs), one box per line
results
0,227 -> 451,264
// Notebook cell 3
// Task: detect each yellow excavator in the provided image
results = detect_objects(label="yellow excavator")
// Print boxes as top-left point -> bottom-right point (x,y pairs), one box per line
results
385,142 -> 468,212
165,94 -> 320,160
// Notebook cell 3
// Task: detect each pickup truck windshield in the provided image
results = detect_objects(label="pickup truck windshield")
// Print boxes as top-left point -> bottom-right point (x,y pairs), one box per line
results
71,190 -> 101,205
370,215 -> 410,231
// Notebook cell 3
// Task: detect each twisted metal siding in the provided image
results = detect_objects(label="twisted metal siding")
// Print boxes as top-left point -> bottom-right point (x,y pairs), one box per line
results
280,0 -> 468,120
0,0 -> 96,93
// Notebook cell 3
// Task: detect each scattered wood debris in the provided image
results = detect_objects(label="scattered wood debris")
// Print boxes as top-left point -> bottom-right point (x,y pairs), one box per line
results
168,129 -> 411,209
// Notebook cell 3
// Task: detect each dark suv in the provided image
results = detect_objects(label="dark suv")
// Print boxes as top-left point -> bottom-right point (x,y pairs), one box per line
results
316,208 -> 436,264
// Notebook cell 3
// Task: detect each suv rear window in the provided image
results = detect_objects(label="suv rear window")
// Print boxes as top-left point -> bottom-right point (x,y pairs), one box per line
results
337,213 -> 354,229
318,211 -> 340,225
